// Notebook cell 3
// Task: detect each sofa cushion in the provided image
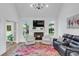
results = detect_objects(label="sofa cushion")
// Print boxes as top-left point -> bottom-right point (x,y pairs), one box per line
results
63,34 -> 73,39
70,52 -> 79,56
63,38 -> 71,46
53,40 -> 62,45
63,34 -> 73,44
69,42 -> 79,49
72,36 -> 79,42
63,34 -> 69,38
71,40 -> 79,45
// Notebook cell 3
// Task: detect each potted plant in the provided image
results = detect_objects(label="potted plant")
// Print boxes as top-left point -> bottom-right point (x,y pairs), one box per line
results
7,34 -> 14,44
49,28 -> 54,35
23,24 -> 29,40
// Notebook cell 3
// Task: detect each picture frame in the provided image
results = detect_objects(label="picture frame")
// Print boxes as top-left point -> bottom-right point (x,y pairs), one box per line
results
67,14 -> 79,28
7,25 -> 11,31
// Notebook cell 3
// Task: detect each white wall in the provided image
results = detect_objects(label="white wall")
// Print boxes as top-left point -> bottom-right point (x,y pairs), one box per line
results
0,19 -> 6,55
58,3 -> 79,36
0,4 -> 19,55
18,18 -> 58,42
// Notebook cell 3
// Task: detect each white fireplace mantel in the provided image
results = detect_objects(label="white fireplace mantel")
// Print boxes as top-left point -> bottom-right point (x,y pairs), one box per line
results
32,27 -> 45,32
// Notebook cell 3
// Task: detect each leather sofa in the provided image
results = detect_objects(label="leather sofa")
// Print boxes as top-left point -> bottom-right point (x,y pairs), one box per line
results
53,34 -> 79,56
66,35 -> 79,56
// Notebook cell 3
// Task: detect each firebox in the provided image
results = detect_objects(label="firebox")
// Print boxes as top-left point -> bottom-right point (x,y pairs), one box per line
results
34,32 -> 44,40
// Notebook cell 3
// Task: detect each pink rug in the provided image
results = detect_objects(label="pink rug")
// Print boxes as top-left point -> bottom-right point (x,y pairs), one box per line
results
15,44 -> 59,56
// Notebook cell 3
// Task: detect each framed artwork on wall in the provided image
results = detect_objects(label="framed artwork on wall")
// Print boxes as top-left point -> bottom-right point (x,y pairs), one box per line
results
7,25 -> 11,31
67,14 -> 79,28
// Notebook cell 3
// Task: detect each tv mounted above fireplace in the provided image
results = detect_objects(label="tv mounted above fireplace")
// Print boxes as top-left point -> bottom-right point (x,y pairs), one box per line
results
33,20 -> 44,27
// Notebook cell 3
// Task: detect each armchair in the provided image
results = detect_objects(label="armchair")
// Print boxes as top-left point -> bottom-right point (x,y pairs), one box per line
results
42,35 -> 52,44
25,35 -> 35,45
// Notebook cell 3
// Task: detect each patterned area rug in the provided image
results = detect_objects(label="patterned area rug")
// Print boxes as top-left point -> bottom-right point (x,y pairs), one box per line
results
14,43 -> 59,56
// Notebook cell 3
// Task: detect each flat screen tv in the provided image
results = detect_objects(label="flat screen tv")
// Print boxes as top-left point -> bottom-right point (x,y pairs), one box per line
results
33,20 -> 44,27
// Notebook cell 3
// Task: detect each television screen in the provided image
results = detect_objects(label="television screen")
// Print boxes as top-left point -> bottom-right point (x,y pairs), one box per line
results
33,20 -> 44,27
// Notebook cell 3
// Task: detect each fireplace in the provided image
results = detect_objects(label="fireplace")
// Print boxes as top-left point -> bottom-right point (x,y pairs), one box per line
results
34,32 -> 44,40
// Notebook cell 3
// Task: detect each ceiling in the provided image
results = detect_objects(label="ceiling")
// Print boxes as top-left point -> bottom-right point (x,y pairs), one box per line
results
15,3 -> 63,19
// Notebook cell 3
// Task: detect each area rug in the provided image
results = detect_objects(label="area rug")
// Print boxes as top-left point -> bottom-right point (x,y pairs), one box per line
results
15,43 -> 59,56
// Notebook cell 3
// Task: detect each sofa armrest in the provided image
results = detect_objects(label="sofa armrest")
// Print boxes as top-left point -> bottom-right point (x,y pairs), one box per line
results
53,40 -> 63,46
53,38 -> 57,41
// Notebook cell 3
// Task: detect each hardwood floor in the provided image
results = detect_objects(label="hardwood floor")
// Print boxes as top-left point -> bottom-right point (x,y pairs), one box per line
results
2,42 -> 17,56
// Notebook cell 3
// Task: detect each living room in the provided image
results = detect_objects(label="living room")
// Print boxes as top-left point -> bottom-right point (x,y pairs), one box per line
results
0,3 -> 79,56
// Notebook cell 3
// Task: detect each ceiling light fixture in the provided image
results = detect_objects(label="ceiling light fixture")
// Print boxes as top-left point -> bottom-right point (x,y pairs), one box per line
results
30,3 -> 48,10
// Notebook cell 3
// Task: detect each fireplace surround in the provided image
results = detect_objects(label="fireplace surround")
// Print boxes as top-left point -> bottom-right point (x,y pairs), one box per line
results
34,32 -> 44,40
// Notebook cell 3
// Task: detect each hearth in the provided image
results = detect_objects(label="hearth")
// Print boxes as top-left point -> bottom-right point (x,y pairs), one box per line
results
34,32 -> 44,40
